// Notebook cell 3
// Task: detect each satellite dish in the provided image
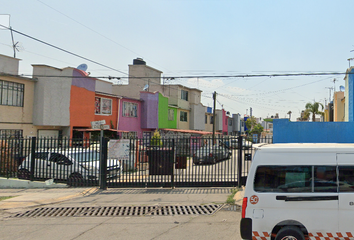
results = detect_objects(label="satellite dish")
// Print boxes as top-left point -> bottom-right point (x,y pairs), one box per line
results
340,85 -> 345,92
143,84 -> 149,91
77,63 -> 88,72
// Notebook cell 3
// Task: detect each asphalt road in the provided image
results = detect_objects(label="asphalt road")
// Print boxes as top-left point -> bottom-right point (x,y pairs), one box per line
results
0,188 -> 242,240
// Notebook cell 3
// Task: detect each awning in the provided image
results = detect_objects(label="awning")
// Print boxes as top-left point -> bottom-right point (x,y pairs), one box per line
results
161,128 -> 221,135
74,129 -> 128,133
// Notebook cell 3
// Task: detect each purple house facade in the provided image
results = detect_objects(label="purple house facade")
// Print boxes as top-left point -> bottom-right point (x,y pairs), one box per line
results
118,97 -> 143,138
140,92 -> 159,130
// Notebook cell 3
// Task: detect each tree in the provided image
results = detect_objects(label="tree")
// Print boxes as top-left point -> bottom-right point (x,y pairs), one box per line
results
150,129 -> 163,146
252,123 -> 264,135
245,116 -> 257,131
305,101 -> 324,122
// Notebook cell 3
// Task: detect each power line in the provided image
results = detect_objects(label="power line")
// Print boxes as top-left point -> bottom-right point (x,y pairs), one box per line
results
0,24 -> 129,77
6,71 -> 349,80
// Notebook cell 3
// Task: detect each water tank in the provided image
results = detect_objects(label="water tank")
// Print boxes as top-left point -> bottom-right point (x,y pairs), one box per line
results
133,58 -> 146,65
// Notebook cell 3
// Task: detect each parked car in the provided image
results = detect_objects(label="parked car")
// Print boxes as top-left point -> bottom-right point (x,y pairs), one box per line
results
192,145 -> 231,165
220,138 -> 252,149
18,149 -> 122,184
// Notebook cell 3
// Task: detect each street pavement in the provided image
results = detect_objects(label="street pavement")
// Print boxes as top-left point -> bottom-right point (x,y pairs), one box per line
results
0,187 -> 242,240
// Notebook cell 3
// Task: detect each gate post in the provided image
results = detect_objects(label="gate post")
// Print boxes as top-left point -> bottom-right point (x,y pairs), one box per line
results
171,138 -> 175,188
99,137 -> 108,190
237,135 -> 243,188
30,137 -> 36,181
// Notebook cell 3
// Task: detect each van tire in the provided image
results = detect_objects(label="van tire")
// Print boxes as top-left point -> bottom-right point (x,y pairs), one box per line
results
275,226 -> 305,240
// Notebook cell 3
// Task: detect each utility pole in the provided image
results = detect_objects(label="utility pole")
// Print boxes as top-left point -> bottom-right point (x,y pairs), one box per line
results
212,91 -> 216,145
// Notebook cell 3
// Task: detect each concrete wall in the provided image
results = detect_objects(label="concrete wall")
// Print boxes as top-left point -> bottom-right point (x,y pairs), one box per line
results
190,103 -> 205,131
215,110 -> 223,131
205,113 -> 213,132
273,119 -> 354,143
232,114 -> 241,133
177,109 -> 190,130
96,79 -> 112,94
334,91 -> 345,122
32,65 -> 72,126
0,54 -> 19,75
112,62 -> 162,99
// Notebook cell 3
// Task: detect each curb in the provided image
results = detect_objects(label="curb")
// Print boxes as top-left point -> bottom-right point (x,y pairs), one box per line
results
233,186 -> 245,206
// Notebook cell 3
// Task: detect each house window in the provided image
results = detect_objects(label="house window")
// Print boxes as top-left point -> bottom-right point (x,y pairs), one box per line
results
210,116 -> 214,124
122,132 -> 137,139
0,80 -> 24,107
123,102 -> 138,117
205,115 -> 208,124
181,90 -> 188,101
168,109 -> 174,121
95,97 -> 112,115
0,129 -> 23,138
229,119 -> 232,126
180,111 -> 188,122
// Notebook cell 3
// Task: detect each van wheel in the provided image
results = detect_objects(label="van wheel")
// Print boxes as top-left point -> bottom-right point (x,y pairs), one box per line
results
275,226 -> 305,240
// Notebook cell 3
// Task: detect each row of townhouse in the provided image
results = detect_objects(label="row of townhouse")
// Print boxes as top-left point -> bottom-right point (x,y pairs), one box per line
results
0,54 -> 246,139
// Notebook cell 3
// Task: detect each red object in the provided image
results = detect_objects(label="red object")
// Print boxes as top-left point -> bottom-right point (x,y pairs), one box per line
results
242,197 -> 247,218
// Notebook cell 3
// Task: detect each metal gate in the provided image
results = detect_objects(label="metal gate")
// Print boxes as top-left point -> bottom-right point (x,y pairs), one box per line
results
0,136 -> 271,188
106,136 -> 259,188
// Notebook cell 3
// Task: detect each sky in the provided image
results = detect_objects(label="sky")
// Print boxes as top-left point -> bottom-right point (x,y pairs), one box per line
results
1,0 -> 353,121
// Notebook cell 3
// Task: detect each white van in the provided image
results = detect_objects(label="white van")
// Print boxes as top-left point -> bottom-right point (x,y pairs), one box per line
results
241,143 -> 354,240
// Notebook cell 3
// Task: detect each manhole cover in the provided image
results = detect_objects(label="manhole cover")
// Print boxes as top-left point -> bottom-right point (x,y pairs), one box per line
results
11,204 -> 223,218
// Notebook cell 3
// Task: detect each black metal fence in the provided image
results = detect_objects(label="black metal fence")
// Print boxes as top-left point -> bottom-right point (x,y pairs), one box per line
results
0,135 -> 273,188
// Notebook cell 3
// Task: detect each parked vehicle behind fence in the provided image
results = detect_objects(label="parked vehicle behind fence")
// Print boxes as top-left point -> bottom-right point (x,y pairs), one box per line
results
18,149 -> 122,185
192,145 -> 231,165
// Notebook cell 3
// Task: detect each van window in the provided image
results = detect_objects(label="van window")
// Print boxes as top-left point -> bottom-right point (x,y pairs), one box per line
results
339,166 -> 354,192
254,166 -> 312,192
314,166 -> 337,192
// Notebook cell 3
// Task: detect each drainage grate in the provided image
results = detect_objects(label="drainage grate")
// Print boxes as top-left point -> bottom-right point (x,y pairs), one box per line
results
11,204 -> 223,218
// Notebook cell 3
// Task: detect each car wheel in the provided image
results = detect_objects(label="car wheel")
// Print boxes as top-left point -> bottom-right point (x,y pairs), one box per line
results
18,168 -> 30,180
67,172 -> 83,187
275,226 -> 305,240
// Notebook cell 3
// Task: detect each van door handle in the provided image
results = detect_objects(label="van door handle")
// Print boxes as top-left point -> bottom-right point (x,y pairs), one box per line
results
276,196 -> 338,201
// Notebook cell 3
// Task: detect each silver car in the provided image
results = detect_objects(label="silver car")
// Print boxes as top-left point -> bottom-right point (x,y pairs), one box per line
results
18,149 -> 122,184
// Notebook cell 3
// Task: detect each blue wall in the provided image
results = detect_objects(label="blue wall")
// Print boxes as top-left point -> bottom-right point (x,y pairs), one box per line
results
273,119 -> 354,143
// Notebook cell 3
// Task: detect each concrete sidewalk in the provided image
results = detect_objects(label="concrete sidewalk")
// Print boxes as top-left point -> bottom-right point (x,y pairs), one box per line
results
0,187 -> 97,210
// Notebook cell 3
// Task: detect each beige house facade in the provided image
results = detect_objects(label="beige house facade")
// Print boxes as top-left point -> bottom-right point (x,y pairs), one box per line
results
0,54 -> 37,138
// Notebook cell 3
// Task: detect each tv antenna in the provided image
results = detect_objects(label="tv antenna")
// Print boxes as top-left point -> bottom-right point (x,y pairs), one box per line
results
325,87 -> 334,101
332,78 -> 338,92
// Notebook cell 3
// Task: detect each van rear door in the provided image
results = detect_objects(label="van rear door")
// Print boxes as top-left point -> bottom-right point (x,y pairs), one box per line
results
337,154 -> 354,235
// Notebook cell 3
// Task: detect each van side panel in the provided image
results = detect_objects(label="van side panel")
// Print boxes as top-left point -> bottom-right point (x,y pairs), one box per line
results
244,151 -> 338,238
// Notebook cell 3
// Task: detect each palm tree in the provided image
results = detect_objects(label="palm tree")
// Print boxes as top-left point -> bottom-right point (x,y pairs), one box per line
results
305,102 -> 324,122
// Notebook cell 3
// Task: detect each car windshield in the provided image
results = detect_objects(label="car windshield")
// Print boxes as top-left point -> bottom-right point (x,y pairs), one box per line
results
68,151 -> 100,162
